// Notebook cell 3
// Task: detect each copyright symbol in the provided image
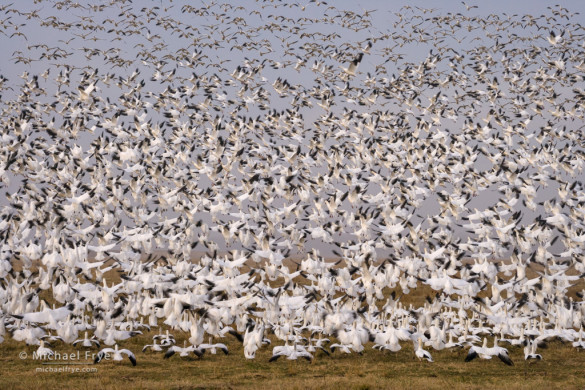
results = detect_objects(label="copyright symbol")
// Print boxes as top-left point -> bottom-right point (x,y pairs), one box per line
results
19,352 -> 27,360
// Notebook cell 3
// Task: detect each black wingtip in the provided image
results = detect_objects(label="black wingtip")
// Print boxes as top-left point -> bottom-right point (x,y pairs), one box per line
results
228,329 -> 244,343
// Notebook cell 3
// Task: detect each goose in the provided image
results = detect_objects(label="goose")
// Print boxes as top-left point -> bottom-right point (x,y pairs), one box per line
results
547,30 -> 564,45
340,53 -> 363,78
164,341 -> 204,359
329,343 -> 354,354
56,315 -> 79,344
153,329 -> 176,346
198,338 -> 229,355
444,333 -> 464,350
373,323 -> 409,352
269,341 -> 313,362
102,323 -> 142,346
572,328 -> 585,349
72,332 -> 100,348
35,340 -> 55,359
94,344 -> 136,366
12,303 -> 75,324
465,338 -> 514,366
414,337 -> 433,362
305,334 -> 331,356
524,339 -> 542,360
142,339 -> 164,353
242,320 -> 270,359
334,321 -> 373,354
12,321 -> 47,346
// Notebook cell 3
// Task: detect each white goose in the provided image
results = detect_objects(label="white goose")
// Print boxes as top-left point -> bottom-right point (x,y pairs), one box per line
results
164,341 -> 204,359
269,341 -> 313,362
198,338 -> 229,355
524,339 -> 542,361
72,332 -> 100,348
94,344 -> 136,366
465,338 -> 514,366
414,337 -> 433,362
142,339 -> 163,352
35,340 -> 54,359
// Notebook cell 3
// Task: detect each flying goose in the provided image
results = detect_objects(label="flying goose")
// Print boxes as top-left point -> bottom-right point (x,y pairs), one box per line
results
94,344 -> 137,366
72,332 -> 100,348
465,338 -> 514,366
164,341 -> 204,359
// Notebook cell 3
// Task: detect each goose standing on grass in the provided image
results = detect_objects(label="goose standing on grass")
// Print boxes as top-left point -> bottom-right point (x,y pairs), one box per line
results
524,339 -> 542,360
94,344 -> 136,366
414,337 -> 433,362
572,328 -> 585,349
36,340 -> 54,359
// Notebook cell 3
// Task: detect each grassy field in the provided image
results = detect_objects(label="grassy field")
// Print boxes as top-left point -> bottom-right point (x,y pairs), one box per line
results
1,333 -> 585,390
2,260 -> 585,389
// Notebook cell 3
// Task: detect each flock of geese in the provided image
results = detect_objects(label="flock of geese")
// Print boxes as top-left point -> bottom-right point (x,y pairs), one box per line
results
1,0 -> 585,368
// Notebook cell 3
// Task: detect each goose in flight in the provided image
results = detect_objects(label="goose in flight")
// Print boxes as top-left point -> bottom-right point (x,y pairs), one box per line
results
340,53 -> 364,78
198,338 -> 229,355
72,332 -> 100,348
242,320 -> 270,359
465,338 -> 514,366
152,329 -> 176,346
12,303 -> 75,324
269,341 -> 313,362
94,344 -> 136,366
142,339 -> 164,353
164,341 -> 204,359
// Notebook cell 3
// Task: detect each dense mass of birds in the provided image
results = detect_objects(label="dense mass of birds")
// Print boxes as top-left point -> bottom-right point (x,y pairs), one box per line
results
1,0 -> 585,366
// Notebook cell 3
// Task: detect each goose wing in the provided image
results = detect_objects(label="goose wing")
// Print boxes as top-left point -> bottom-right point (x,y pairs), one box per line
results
94,348 -> 114,364
120,349 -> 137,366
497,350 -> 514,366
216,343 -> 229,355
465,347 -> 479,362
163,347 -> 176,359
